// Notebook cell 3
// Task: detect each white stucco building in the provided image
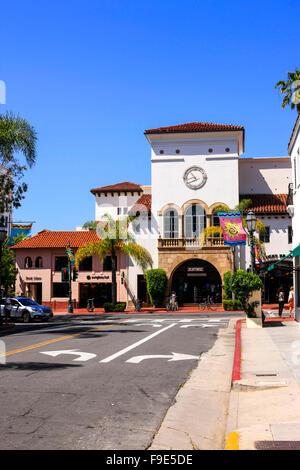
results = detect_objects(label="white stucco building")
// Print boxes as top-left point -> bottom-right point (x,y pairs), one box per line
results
288,114 -> 300,320
13,121 -> 293,309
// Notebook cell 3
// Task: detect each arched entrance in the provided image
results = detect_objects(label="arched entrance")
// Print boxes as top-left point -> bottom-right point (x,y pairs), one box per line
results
171,259 -> 222,306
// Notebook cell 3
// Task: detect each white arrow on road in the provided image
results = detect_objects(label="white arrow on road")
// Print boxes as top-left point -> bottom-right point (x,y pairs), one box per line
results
40,349 -> 97,362
135,323 -> 162,328
126,352 -> 199,363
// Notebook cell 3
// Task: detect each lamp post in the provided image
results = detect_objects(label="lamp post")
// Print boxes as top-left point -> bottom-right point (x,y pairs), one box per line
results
246,210 -> 257,273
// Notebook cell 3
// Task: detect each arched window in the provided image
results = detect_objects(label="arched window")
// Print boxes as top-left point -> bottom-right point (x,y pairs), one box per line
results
35,257 -> 43,268
184,204 -> 206,238
163,209 -> 179,238
212,211 -> 220,227
24,257 -> 32,269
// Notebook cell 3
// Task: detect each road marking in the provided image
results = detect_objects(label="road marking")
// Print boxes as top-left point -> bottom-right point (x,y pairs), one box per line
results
135,323 -> 162,328
40,349 -> 97,361
99,323 -> 177,363
0,323 -> 121,358
126,352 -> 199,363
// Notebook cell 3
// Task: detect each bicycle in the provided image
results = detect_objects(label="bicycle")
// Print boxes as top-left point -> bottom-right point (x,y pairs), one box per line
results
166,296 -> 178,311
198,296 -> 218,311
87,298 -> 95,312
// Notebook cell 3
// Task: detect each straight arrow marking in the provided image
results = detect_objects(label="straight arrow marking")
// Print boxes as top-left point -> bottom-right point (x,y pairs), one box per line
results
99,323 -> 177,363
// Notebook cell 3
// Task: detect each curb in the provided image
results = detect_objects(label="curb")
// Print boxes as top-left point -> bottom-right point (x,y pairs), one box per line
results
232,319 -> 242,382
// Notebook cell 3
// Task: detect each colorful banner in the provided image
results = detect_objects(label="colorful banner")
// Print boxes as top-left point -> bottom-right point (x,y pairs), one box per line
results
7,223 -> 32,246
255,244 -> 262,264
66,246 -> 75,265
217,212 -> 246,246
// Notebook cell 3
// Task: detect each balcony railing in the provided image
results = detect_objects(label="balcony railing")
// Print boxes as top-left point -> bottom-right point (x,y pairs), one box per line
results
158,236 -> 226,249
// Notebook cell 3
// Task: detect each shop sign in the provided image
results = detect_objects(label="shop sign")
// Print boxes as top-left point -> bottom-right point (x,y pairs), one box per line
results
86,275 -> 109,281
25,276 -> 42,281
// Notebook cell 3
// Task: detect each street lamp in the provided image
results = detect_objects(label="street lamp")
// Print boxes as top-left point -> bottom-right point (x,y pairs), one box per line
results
246,210 -> 257,273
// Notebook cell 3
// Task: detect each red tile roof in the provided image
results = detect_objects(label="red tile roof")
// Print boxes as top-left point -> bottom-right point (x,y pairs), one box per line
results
11,230 -> 100,249
240,194 -> 289,213
145,122 -> 244,135
90,181 -> 142,194
129,194 -> 152,215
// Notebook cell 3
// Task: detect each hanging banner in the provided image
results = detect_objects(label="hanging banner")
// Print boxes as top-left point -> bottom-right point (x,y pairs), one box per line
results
7,223 -> 32,246
255,244 -> 262,264
217,212 -> 246,246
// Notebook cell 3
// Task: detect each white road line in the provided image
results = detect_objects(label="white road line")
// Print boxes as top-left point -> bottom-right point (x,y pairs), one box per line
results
99,323 -> 177,363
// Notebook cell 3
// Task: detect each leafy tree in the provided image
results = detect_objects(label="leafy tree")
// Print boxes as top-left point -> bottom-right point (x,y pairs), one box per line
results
75,214 -> 153,306
0,112 -> 38,219
82,220 -> 98,231
145,268 -> 168,307
0,234 -> 26,295
275,68 -> 300,110
230,270 -> 263,317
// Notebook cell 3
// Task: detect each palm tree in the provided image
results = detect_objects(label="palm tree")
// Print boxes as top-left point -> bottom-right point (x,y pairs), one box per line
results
81,220 -> 98,231
275,68 -> 300,110
0,111 -> 38,215
75,214 -> 153,306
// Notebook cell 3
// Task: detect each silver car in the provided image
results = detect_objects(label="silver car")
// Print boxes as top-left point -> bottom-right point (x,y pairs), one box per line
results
5,297 -> 53,322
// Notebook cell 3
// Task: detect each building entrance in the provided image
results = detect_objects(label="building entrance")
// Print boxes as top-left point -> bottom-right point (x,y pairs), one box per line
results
79,283 -> 112,308
171,259 -> 222,306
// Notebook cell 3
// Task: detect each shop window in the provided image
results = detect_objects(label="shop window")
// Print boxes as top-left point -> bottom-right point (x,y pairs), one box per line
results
24,257 -> 32,269
53,283 -> 69,298
259,226 -> 270,243
35,257 -> 43,268
79,256 -> 92,271
103,256 -> 117,271
288,226 -> 293,244
163,209 -> 179,238
54,256 -> 68,271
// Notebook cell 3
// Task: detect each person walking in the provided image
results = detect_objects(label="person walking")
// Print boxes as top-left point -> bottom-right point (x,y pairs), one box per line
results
288,286 -> 295,318
277,286 -> 285,317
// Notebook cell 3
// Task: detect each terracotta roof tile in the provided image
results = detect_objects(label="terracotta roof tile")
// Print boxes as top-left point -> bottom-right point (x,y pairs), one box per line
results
240,194 -> 289,213
90,181 -> 142,194
145,122 -> 244,135
11,230 -> 99,249
129,194 -> 152,215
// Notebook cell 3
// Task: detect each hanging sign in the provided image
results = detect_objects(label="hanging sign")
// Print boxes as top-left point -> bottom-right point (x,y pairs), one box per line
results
217,212 -> 246,246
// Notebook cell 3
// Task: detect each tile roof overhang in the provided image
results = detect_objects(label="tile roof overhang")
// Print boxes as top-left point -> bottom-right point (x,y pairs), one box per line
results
144,122 -> 244,135
240,194 -> 290,214
10,230 -> 100,249
90,182 -> 142,195
128,194 -> 152,215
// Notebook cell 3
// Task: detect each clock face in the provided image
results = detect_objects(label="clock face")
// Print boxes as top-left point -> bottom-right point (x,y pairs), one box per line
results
183,166 -> 207,190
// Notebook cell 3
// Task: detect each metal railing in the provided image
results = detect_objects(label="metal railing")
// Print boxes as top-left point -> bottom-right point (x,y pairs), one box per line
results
158,236 -> 225,249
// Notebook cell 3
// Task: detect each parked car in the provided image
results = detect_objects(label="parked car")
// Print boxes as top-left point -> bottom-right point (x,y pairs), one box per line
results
4,297 -> 53,323
0,298 -> 6,320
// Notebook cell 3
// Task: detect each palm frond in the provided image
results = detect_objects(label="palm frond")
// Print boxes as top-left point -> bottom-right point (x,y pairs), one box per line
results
120,242 -> 153,272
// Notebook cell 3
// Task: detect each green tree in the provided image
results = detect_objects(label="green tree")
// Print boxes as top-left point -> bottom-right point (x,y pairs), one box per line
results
145,268 -> 168,307
0,111 -> 38,219
81,220 -> 98,231
0,234 -> 26,295
75,214 -> 153,306
275,68 -> 300,110
230,270 -> 263,317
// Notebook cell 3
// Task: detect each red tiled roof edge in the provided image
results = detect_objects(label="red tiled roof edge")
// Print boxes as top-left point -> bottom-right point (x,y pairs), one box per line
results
129,194 -> 152,215
90,181 -> 143,194
240,194 -> 289,213
11,230 -> 100,249
145,122 -> 244,135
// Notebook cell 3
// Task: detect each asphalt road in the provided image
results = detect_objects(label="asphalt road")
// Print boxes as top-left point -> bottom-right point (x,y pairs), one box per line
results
0,313 -> 234,450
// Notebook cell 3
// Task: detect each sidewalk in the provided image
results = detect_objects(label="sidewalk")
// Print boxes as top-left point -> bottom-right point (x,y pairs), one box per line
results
226,315 -> 300,450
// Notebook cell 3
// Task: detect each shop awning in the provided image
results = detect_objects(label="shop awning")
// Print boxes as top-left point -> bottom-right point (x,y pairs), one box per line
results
267,244 -> 300,271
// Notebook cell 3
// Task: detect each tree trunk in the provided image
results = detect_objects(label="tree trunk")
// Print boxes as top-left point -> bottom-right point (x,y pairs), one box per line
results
111,253 -> 117,306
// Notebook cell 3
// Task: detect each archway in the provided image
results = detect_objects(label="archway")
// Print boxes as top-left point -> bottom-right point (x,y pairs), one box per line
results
171,258 -> 222,306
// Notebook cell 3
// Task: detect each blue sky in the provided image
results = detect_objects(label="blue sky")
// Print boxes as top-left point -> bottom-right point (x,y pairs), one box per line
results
0,0 -> 299,234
